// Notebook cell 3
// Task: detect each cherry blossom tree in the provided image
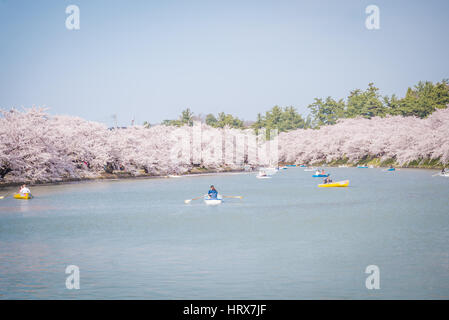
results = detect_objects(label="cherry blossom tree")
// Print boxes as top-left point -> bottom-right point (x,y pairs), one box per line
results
1,106 -> 448,183
278,106 -> 449,165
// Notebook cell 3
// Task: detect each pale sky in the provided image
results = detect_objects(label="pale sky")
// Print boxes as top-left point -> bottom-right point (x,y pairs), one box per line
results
0,0 -> 448,126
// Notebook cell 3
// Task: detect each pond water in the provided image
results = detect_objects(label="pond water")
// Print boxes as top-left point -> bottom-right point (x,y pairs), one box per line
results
0,167 -> 448,299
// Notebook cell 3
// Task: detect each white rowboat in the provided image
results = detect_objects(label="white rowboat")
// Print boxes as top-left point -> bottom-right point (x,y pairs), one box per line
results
204,195 -> 223,205
437,172 -> 449,177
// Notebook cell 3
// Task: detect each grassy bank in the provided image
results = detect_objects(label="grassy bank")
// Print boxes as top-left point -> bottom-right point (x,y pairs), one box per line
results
288,157 -> 447,169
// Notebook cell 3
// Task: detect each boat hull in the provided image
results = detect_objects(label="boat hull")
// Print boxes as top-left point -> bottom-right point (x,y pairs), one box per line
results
204,195 -> 223,205
13,193 -> 33,200
204,199 -> 222,205
318,180 -> 349,188
312,174 -> 329,177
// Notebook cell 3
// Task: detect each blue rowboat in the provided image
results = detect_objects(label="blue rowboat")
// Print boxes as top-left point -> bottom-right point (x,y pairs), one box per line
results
387,168 -> 395,171
312,174 -> 330,177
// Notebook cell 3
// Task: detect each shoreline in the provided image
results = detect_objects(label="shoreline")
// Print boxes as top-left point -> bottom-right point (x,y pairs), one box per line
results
0,163 -> 444,190
0,167 -> 251,190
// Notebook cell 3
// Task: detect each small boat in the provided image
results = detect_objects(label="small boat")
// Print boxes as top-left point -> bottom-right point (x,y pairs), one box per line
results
338,165 -> 348,168
13,193 -> 33,200
204,195 -> 223,205
285,164 -> 296,167
318,180 -> 349,188
256,171 -> 271,179
357,165 -> 369,168
312,174 -> 329,177
299,164 -> 306,167
304,167 -> 316,172
387,168 -> 395,171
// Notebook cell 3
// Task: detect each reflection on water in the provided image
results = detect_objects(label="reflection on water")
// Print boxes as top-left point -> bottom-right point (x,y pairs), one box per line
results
0,168 -> 448,299
0,204 -> 59,214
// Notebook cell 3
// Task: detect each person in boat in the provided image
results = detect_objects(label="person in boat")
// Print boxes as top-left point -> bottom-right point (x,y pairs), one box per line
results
208,185 -> 218,199
18,184 -> 31,195
259,170 -> 267,177
315,169 -> 321,175
441,168 -> 447,174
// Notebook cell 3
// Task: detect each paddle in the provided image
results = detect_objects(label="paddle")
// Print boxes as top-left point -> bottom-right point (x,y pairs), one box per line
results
222,195 -> 243,199
184,194 -> 206,204
0,192 -> 11,199
432,172 -> 445,177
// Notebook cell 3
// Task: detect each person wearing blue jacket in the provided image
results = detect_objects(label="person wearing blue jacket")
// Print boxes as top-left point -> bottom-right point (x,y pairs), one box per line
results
208,185 -> 218,199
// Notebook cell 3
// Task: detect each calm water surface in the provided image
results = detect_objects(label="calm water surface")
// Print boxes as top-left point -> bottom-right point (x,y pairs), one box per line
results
0,168 -> 448,299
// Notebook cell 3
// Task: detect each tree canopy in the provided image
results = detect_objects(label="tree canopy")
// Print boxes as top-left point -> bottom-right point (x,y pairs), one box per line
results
205,112 -> 244,129
158,79 -> 449,131
162,108 -> 194,127
251,106 -> 309,133
307,80 -> 449,128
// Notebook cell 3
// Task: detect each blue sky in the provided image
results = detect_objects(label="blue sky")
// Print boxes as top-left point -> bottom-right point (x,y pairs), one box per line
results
0,0 -> 448,126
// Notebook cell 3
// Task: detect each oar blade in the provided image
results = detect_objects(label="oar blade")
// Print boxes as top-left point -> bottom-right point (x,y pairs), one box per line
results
185,194 -> 206,204
223,195 -> 243,199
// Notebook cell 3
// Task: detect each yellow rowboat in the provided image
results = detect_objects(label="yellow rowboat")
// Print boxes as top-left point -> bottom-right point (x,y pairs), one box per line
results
318,180 -> 349,188
13,193 -> 33,200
